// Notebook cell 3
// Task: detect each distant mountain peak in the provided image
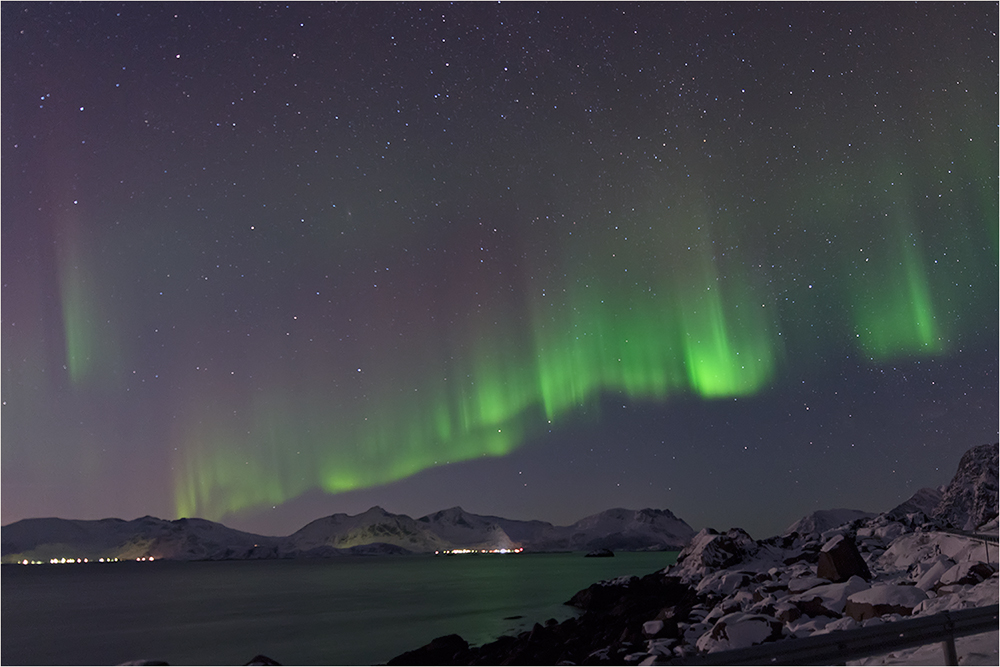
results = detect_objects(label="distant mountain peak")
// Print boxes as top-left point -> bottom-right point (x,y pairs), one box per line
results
785,509 -> 876,537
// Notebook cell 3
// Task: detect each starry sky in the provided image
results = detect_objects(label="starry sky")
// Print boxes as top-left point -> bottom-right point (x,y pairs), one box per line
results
2,3 -> 997,540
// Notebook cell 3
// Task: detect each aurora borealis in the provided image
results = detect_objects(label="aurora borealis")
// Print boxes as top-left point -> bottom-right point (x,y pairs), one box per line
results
2,3 -> 997,538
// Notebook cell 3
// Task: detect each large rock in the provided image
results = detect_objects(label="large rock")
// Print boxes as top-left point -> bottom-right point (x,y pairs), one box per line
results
673,528 -> 758,581
817,534 -> 871,582
914,556 -> 957,591
844,584 -> 928,621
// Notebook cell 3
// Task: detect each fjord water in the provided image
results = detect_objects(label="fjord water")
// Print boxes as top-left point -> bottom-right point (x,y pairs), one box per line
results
2,551 -> 676,665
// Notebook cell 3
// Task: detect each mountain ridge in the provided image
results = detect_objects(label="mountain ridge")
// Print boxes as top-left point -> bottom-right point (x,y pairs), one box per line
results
1,505 -> 696,563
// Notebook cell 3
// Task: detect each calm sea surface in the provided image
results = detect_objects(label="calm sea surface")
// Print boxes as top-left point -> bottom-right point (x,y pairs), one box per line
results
2,551 -> 676,665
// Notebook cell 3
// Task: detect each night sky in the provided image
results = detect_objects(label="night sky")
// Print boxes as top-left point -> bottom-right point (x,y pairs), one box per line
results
2,3 -> 997,540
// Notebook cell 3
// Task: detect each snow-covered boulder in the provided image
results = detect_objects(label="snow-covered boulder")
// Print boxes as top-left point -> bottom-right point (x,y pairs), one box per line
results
913,555 -> 957,591
672,528 -> 758,582
694,612 -> 784,653
789,575 -> 870,617
937,561 -> 996,588
844,584 -> 928,621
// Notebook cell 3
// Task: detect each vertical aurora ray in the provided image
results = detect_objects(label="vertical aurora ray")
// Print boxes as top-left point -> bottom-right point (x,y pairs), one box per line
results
676,273 -> 777,398
54,217 -> 122,387
844,167 -> 947,360
850,231 -> 942,359
57,228 -> 99,385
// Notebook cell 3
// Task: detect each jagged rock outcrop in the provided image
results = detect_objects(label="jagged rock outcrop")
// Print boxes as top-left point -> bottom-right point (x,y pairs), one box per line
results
932,443 -> 999,531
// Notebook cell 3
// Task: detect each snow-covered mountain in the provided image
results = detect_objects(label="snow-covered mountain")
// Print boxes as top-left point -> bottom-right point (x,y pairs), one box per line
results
285,505 -> 693,555
1,505 -> 694,562
285,506 -> 450,553
544,508 -> 695,551
416,507 -> 518,550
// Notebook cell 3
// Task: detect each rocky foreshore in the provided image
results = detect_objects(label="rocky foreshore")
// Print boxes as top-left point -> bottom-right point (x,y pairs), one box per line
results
388,444 -> 1000,665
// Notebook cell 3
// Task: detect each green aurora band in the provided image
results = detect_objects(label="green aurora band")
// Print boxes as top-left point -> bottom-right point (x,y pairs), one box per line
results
167,171 -> 995,520
40,68 -> 992,522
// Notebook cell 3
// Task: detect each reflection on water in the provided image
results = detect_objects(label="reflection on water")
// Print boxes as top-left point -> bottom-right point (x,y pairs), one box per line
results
2,551 -> 676,665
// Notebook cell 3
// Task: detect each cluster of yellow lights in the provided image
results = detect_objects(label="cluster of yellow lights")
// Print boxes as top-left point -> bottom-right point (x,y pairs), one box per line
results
19,556 -> 154,565
435,547 -> 524,555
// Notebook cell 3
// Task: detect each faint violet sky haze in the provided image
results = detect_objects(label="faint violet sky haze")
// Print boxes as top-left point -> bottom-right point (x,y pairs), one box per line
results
2,3 -> 996,539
